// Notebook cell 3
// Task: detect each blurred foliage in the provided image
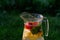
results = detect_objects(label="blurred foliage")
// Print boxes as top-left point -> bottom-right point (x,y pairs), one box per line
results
33,0 -> 55,9
0,10 -> 24,40
0,0 -> 60,16
0,0 -> 60,40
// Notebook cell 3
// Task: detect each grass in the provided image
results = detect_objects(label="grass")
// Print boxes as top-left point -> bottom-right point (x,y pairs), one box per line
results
0,10 -> 60,40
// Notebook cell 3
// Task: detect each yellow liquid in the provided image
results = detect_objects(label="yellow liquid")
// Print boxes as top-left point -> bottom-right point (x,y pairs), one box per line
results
23,27 -> 43,40
27,31 -> 43,40
23,22 -> 43,40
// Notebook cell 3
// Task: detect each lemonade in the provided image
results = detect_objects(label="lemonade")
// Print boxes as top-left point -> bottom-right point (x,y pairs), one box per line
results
24,22 -> 43,39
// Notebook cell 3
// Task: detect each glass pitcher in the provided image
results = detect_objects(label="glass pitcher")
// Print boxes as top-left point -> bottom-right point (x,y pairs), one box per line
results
20,12 -> 49,40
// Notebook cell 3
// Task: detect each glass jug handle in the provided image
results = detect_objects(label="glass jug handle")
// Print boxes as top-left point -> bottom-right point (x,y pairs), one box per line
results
43,17 -> 49,37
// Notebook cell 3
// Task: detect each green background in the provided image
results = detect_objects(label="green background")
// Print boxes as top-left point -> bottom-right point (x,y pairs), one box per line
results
0,0 -> 60,40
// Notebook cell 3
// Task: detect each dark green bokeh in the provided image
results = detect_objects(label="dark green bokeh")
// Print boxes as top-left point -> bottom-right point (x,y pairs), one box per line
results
0,0 -> 60,40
